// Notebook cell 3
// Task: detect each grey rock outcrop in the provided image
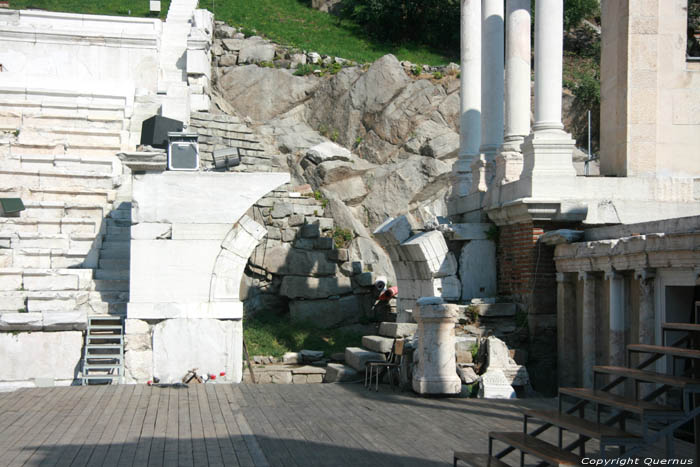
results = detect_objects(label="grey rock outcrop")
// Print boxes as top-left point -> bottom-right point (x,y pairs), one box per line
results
217,65 -> 319,121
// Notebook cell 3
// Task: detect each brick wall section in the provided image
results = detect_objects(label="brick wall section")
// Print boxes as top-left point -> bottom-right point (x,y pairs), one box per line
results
497,221 -> 565,317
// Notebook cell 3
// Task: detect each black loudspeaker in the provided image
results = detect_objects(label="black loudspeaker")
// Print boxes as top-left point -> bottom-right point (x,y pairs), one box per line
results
140,115 -> 183,149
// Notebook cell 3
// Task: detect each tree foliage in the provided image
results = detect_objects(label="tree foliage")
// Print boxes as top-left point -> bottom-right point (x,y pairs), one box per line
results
342,0 -> 600,53
340,0 -> 460,53
562,0 -> 600,31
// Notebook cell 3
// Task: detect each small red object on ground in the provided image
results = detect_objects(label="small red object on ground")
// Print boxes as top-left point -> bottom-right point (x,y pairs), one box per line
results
210,374 -> 216,380
147,380 -> 152,386
220,371 -> 226,376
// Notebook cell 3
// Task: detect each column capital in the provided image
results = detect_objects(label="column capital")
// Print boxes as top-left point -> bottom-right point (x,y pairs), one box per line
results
604,268 -> 624,280
578,270 -> 596,281
634,268 -> 656,281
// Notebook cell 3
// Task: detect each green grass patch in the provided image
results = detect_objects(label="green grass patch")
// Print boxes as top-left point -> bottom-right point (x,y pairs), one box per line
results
198,0 -> 453,65
10,0 -> 171,19
243,310 -> 363,358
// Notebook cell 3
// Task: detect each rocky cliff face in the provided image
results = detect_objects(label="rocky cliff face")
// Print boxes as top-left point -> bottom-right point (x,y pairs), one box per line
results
212,27 -> 460,229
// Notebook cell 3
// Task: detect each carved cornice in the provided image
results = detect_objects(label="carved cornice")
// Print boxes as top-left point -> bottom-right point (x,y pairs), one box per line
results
486,198 -> 588,226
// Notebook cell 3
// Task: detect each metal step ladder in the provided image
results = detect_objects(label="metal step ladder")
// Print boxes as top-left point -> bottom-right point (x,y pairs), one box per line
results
81,315 -> 124,385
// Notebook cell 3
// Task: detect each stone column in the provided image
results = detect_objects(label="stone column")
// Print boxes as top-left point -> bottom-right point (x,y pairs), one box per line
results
412,297 -> 461,395
556,272 -> 577,387
521,0 -> 576,184
494,0 -> 531,186
472,0 -> 504,189
606,270 -> 626,368
579,271 -> 596,388
455,0 -> 482,197
635,268 -> 656,346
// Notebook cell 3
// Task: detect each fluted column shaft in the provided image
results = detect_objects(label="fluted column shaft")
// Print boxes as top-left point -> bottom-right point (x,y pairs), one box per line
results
479,0 -> 504,159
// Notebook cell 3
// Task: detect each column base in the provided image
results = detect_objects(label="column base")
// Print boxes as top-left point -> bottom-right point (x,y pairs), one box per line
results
521,128 -> 577,178
494,143 -> 524,186
412,375 -> 462,395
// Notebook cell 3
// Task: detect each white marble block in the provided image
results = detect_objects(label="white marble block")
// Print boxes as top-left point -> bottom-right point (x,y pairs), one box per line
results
152,318 -> 242,384
459,239 -> 497,299
0,331 -> 82,383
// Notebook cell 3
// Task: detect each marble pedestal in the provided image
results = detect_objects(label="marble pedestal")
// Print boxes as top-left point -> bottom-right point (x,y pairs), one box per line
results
412,297 -> 461,395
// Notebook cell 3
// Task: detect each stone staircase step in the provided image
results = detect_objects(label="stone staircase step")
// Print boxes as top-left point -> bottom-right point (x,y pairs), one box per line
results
324,363 -> 359,383
106,225 -> 131,238
0,267 -> 93,291
20,201 -> 107,221
344,347 -> 385,372
99,240 -> 130,253
98,258 -> 130,270
489,432 -> 580,466
378,322 -> 417,338
22,114 -> 123,132
12,154 -> 119,175
108,208 -> 131,220
0,231 -> 99,250
19,187 -> 116,204
94,269 -> 129,281
0,164 -> 117,191
361,335 -> 394,354
93,280 -> 129,292
0,217 -> 99,235
17,127 -> 123,149
9,143 -> 121,158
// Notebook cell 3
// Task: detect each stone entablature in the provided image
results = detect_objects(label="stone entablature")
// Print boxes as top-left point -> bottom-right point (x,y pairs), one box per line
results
554,228 -> 700,274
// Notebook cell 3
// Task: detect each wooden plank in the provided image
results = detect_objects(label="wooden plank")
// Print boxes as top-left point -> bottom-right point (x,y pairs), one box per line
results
189,384 -> 209,467
34,387 -> 99,467
163,388 -> 180,467
103,384 -> 144,467
0,387 -> 69,457
525,409 -> 639,441
628,344 -> 700,360
178,385 -> 195,467
662,323 -> 700,332
43,385 -> 110,467
0,388 -> 50,440
593,365 -> 700,389
56,386 -> 121,467
225,385 -> 268,467
559,387 -> 681,415
257,386 -> 315,467
489,432 -> 581,465
454,452 -> 511,467
197,383 -> 225,466
239,384 -> 296,467
147,386 -> 170,467
4,387 -> 80,466
25,388 -> 95,464
278,385 -> 351,466
216,384 -> 259,467
71,385 -> 128,467
117,385 -> 154,466
13,385 -> 91,467
304,385 -> 394,466
205,384 -> 240,467
132,386 -> 160,466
